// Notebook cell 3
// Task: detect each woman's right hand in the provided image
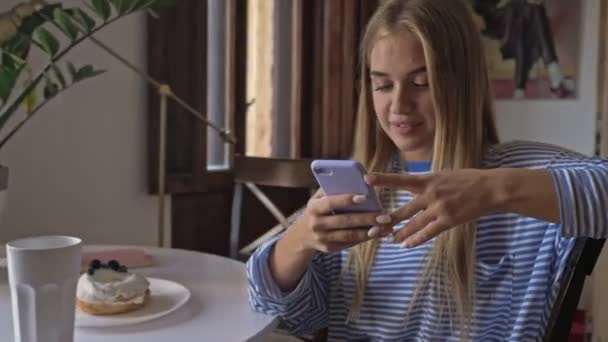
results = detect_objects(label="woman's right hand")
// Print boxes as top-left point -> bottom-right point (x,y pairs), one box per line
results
269,191 -> 391,291
285,191 -> 393,254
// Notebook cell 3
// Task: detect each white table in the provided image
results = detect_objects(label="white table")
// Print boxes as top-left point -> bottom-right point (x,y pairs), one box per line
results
0,246 -> 278,342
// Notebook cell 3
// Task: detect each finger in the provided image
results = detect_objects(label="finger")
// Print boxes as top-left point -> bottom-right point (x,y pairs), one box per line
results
306,190 -> 325,214
401,219 -> 447,248
365,173 -> 429,193
311,189 -> 325,199
323,228 -> 372,245
318,212 -> 379,230
316,242 -> 348,254
390,195 -> 427,224
308,194 -> 369,215
307,194 -> 350,215
391,209 -> 436,243
367,224 -> 393,238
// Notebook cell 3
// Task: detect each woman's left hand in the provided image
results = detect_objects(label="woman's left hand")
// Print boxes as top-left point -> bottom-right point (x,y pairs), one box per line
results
365,169 -> 500,248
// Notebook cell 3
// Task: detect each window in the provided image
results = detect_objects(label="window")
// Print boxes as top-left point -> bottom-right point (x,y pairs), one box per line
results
244,0 -> 301,158
147,0 -> 377,194
207,0 -> 229,169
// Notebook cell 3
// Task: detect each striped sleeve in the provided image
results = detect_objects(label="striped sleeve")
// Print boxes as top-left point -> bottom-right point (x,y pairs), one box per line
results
546,149 -> 608,239
246,236 -> 330,335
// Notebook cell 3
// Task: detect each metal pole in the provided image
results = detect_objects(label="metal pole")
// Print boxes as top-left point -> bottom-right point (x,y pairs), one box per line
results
157,86 -> 170,247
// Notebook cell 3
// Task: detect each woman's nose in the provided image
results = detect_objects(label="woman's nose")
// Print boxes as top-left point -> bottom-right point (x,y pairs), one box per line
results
390,86 -> 414,114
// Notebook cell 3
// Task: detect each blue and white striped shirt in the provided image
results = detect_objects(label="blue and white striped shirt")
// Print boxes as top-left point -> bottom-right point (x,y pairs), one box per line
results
246,141 -> 608,341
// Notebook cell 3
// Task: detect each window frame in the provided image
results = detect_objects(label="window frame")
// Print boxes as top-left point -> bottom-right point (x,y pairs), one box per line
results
147,0 -> 246,194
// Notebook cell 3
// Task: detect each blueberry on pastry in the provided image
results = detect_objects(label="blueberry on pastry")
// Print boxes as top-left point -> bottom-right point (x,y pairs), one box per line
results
77,259 -> 150,315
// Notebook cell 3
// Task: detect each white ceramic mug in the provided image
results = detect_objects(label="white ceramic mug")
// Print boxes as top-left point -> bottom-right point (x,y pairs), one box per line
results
6,236 -> 82,342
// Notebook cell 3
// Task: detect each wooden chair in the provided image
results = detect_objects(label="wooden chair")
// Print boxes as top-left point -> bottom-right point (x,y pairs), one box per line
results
543,237 -> 605,341
229,154 -> 331,341
229,154 -> 318,260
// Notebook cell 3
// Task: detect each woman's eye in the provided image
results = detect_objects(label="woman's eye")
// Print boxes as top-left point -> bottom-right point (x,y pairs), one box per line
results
412,75 -> 429,87
373,84 -> 392,92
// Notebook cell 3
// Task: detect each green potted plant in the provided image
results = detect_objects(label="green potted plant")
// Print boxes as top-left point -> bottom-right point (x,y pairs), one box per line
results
0,0 -> 171,215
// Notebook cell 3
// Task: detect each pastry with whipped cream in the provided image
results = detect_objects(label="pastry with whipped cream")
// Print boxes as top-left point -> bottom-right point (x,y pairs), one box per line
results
77,259 -> 150,315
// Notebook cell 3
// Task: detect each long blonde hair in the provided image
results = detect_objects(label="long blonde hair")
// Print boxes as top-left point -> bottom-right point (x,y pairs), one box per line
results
349,0 -> 499,336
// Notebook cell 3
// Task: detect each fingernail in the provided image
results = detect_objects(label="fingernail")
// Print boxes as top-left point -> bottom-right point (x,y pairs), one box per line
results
400,241 -> 411,249
363,175 -> 370,184
376,215 -> 391,224
367,226 -> 381,238
353,195 -> 366,204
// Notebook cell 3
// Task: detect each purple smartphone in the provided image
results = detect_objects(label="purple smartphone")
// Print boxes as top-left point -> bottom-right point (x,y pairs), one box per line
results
311,160 -> 382,214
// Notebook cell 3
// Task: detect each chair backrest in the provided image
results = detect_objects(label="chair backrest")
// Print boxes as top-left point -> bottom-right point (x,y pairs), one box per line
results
233,155 -> 318,188
229,155 -> 318,259
543,237 -> 605,341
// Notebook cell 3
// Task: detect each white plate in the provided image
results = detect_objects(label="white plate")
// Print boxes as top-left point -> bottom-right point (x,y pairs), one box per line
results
75,277 -> 191,328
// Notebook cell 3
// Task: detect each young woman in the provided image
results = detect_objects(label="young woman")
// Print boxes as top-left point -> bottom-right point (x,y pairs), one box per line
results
247,0 -> 608,340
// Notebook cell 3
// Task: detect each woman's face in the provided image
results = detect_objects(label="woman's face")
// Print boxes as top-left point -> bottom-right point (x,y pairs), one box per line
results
369,30 -> 436,161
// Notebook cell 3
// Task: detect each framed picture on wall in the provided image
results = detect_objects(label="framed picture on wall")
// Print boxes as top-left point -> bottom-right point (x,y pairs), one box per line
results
471,0 -> 582,100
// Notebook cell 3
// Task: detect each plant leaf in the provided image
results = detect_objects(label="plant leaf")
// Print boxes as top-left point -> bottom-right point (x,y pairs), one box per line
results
1,4 -> 62,68
15,4 -> 63,36
74,64 -> 106,82
89,0 -> 112,21
23,87 -> 38,114
110,0 -> 130,15
43,81 -> 59,100
53,8 -> 80,40
75,65 -> 94,82
51,64 -> 66,89
43,71 -> 59,100
124,0 -> 143,13
67,61 -> 78,81
3,34 -> 29,59
0,62 -> 26,110
35,27 -> 60,56
131,0 -> 157,11
68,9 -> 96,32
1,45 -> 26,71
0,66 -> 20,103
0,50 -> 22,71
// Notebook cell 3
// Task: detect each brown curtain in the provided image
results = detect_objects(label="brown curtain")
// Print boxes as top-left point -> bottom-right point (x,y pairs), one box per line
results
147,0 -> 208,194
299,0 -> 380,159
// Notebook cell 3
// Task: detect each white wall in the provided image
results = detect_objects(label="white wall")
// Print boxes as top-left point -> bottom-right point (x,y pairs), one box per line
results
493,0 -> 608,338
0,0 -> 169,247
